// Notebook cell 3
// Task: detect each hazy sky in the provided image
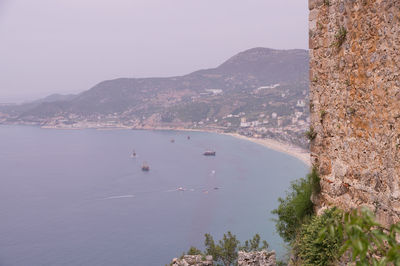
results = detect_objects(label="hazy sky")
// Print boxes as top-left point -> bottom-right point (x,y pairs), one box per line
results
0,0 -> 308,102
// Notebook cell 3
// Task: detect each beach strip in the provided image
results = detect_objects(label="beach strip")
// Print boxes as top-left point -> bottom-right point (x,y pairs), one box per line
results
143,126 -> 311,167
222,133 -> 311,167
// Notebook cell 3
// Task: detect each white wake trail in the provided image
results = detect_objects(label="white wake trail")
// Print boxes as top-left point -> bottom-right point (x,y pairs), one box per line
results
103,195 -> 135,200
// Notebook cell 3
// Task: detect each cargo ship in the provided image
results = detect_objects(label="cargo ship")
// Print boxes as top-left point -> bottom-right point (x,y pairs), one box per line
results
203,151 -> 216,156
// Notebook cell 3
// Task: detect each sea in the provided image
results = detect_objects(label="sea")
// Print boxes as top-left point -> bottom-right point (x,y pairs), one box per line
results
0,125 -> 308,266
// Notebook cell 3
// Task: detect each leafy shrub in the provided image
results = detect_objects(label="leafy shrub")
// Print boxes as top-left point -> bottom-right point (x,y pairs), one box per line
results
323,207 -> 400,265
276,260 -> 288,266
309,167 -> 321,194
187,246 -> 203,255
305,127 -> 317,141
295,208 -> 342,266
271,168 -> 320,243
320,110 -> 327,120
333,26 -> 347,48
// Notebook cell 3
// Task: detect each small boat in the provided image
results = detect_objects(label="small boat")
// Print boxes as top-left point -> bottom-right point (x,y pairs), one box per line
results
203,151 -> 216,156
187,136 -> 190,140
171,139 -> 175,143
131,150 -> 136,157
177,187 -> 185,191
141,162 -> 150,171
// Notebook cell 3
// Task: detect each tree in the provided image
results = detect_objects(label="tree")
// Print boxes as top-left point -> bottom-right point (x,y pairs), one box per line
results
271,168 -> 320,243
184,232 -> 269,266
271,177 -> 313,242
204,231 -> 239,266
239,233 -> 269,252
295,208 -> 342,265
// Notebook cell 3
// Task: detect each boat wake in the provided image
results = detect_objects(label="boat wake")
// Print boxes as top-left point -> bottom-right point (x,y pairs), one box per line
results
103,195 -> 135,200
103,187 -> 218,199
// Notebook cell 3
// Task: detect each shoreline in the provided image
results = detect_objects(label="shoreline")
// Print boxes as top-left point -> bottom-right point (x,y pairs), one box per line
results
3,123 -> 311,166
223,133 -> 311,167
139,126 -> 311,167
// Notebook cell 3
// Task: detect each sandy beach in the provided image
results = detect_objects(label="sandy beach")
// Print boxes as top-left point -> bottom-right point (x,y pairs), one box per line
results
140,126 -> 311,167
39,124 -> 311,167
222,133 -> 311,167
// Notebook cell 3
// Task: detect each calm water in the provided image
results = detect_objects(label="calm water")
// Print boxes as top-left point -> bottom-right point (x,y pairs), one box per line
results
0,126 -> 308,266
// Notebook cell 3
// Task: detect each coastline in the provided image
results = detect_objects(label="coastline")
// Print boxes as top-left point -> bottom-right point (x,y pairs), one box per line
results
223,133 -> 311,167
8,123 -> 311,166
139,126 -> 311,167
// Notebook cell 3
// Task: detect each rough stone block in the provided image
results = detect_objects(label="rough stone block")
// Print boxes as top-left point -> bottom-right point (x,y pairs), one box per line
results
237,250 -> 276,266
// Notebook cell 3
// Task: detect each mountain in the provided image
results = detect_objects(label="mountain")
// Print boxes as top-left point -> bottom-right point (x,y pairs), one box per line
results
0,48 -> 310,147
31,93 -> 77,104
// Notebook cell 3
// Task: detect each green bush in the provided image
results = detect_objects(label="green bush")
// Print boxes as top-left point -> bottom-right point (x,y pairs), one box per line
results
305,127 -> 317,141
323,207 -> 400,265
295,208 -> 342,266
187,246 -> 203,255
333,26 -> 347,48
309,167 -> 321,194
271,168 -> 320,243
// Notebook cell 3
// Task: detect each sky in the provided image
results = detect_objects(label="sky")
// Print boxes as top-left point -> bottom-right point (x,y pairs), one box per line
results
0,0 -> 308,103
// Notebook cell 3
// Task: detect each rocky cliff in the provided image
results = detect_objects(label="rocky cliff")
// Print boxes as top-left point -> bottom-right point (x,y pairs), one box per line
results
309,0 -> 400,226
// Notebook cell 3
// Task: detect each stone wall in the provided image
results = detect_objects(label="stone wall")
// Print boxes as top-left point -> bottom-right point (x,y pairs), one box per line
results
170,251 -> 276,266
237,250 -> 276,266
309,0 -> 400,226
170,255 -> 213,266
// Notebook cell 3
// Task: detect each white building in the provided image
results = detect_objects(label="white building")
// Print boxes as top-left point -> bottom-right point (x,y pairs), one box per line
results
240,122 -> 250,128
296,100 -> 306,107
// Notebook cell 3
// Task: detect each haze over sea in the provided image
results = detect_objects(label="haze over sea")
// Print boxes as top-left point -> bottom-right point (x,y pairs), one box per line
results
0,126 -> 307,266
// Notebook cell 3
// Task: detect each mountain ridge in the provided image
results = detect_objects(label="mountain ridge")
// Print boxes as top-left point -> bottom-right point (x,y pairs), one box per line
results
0,47 -> 310,147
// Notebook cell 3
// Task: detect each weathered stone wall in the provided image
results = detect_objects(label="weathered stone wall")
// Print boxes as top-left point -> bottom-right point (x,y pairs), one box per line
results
170,251 -> 277,266
309,0 -> 400,226
170,255 -> 213,266
237,250 -> 276,266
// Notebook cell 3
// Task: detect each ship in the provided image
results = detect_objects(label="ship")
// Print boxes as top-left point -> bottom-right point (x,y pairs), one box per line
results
203,151 -> 216,156
187,136 -> 190,140
141,162 -> 150,171
131,150 -> 136,157
171,139 -> 175,143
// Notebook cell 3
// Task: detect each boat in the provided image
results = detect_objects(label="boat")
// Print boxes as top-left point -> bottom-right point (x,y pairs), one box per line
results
177,187 -> 185,191
187,136 -> 190,140
171,139 -> 175,143
141,162 -> 150,171
131,150 -> 136,157
203,151 -> 216,156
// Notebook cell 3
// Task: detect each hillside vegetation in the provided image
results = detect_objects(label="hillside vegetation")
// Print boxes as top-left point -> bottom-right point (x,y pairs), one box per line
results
0,48 -> 310,147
